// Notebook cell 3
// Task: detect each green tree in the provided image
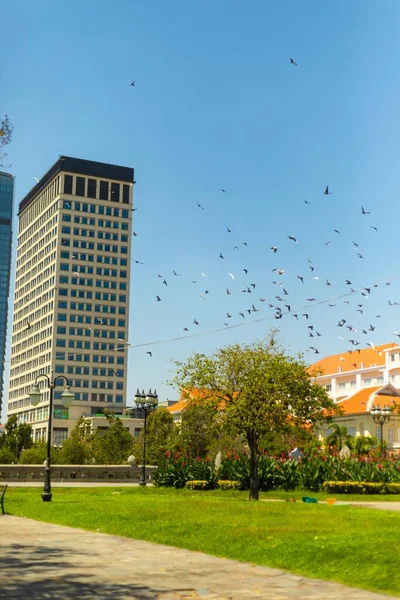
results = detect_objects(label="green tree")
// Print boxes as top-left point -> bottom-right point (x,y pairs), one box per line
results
19,443 -> 61,465
353,435 -> 378,456
92,413 -> 134,464
59,418 -> 94,464
179,401 -> 221,458
0,114 -> 13,165
141,407 -> 176,464
326,423 -> 355,452
0,447 -> 15,464
2,416 -> 33,460
172,334 -> 338,500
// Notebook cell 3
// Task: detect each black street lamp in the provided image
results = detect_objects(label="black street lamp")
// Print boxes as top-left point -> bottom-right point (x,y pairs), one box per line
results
29,373 -> 74,502
370,405 -> 391,456
134,388 -> 158,486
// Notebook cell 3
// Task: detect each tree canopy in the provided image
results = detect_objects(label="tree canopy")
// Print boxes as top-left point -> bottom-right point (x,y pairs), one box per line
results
172,333 -> 338,499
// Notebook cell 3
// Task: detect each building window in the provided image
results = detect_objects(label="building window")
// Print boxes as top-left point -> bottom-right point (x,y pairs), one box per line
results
100,181 -> 108,200
347,427 -> 356,437
53,427 -> 68,445
325,384 -> 332,392
338,383 -> 346,390
122,184 -> 130,204
53,407 -> 69,420
388,428 -> 394,442
360,423 -> 365,436
376,377 -> 384,384
76,177 -> 85,197
363,378 -> 372,386
111,182 -> 120,202
64,174 -> 73,194
87,179 -> 97,198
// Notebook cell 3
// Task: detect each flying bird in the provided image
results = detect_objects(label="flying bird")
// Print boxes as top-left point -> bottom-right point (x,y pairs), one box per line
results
287,235 -> 297,243
132,259 -> 144,264
303,198 -> 311,204
271,246 -> 278,253
228,273 -> 235,279
173,270 -> 181,276
130,81 -> 135,86
361,206 -> 370,215
290,58 -> 297,65
146,352 -> 152,357
324,186 -> 332,195
162,279 -> 168,286
33,177 -> 39,183
156,296 -> 161,302
193,319 -> 199,325
219,252 -> 224,259
226,226 -> 232,233
219,189 -> 227,194
370,226 -> 378,233
297,276 -> 304,283
197,203 -> 204,210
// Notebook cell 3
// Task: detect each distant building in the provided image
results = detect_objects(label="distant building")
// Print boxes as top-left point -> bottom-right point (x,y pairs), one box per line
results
0,172 -> 14,415
312,343 -> 400,450
8,156 -> 135,443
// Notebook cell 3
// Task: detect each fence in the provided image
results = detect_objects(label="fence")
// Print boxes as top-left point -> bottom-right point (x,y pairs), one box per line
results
0,464 -> 156,483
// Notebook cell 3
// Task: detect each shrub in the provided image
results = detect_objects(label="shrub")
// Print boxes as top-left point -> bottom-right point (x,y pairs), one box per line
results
323,481 -> 384,494
0,447 -> 15,464
185,480 -> 209,490
385,483 -> 400,494
218,480 -> 239,490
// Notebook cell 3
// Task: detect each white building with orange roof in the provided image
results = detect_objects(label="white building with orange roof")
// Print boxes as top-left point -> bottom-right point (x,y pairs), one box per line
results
312,343 -> 400,450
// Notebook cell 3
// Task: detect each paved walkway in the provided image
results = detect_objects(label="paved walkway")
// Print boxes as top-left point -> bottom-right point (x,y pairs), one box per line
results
1,516 -> 397,600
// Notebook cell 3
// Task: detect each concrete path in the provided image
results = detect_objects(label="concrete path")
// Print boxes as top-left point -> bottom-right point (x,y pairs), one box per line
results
1,516 -> 397,600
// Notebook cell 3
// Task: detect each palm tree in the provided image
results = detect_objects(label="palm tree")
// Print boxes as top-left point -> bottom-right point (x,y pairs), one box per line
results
326,423 -> 354,451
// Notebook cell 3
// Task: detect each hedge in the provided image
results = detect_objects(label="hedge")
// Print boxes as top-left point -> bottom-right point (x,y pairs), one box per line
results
217,480 -> 240,490
323,481 -> 400,494
185,480 -> 209,490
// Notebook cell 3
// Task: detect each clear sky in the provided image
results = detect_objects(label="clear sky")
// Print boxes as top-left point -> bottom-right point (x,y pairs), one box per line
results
2,0 -> 400,415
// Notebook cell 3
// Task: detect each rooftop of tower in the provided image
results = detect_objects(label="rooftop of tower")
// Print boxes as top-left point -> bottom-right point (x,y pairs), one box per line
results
18,155 -> 135,214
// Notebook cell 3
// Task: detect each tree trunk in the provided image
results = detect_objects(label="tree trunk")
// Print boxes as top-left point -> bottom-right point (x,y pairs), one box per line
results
247,430 -> 259,501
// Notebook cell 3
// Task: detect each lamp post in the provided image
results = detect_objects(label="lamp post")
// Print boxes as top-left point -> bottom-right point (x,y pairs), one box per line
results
134,388 -> 158,486
28,373 -> 74,502
370,405 -> 391,456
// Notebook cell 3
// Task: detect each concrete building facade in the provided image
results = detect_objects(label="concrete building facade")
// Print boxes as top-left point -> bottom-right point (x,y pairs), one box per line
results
7,156 -> 134,443
312,343 -> 400,451
0,172 -> 14,414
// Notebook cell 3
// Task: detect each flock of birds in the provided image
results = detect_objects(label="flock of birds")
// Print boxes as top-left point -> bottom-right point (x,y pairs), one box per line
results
127,59 -> 400,367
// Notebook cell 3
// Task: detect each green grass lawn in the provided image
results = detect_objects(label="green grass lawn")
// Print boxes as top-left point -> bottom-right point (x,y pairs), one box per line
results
6,486 -> 400,596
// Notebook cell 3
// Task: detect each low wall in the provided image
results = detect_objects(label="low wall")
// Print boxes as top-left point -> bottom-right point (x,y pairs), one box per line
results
0,464 -> 156,483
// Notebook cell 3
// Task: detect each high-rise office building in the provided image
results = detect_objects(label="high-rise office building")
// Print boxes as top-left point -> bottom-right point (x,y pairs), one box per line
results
0,172 -> 14,415
8,157 -> 134,444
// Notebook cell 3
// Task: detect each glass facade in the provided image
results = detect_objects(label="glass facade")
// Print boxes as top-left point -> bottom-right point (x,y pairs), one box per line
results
0,173 -> 14,414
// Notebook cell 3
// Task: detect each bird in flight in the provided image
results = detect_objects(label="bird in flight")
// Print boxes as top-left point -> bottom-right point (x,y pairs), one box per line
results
272,268 -> 284,275
183,327 -> 189,331
219,189 -> 227,194
226,226 -> 232,233
173,270 -> 181,276
271,246 -> 278,253
334,229 -> 340,235
297,275 -> 304,283
33,177 -> 39,183
370,226 -> 378,233
219,252 -> 224,259
132,259 -> 144,264
290,58 -> 297,65
361,206 -> 370,215
156,296 -> 161,302
303,198 -> 311,204
287,235 -> 297,243
228,273 -> 235,279
324,186 -> 332,195
146,352 -> 152,357
197,203 -> 204,210
193,319 -> 199,325
162,279 -> 168,286
130,81 -> 135,86
243,269 -> 248,274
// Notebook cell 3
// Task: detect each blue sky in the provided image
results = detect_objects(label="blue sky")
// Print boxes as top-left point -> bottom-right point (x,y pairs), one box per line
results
2,0 -> 400,413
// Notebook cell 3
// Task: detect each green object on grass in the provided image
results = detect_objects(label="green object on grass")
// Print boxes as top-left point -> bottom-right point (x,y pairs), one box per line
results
302,496 -> 318,503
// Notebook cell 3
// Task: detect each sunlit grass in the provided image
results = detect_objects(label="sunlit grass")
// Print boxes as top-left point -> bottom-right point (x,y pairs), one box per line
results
7,486 -> 400,596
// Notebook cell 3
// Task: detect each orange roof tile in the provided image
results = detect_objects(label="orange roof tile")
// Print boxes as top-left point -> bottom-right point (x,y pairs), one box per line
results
167,398 -> 188,414
337,385 -> 400,414
311,343 -> 396,377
